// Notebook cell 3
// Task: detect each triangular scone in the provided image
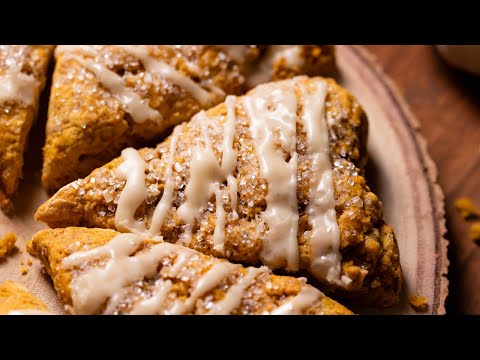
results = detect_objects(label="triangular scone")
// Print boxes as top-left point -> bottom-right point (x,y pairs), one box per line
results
43,45 -> 335,193
36,76 -> 401,307
0,45 -> 54,210
0,281 -> 51,315
28,227 -> 352,315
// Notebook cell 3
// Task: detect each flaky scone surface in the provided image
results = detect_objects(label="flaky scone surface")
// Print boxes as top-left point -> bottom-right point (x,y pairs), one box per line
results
0,45 -> 53,209
36,76 -> 400,306
28,227 -> 352,315
43,45 -> 336,193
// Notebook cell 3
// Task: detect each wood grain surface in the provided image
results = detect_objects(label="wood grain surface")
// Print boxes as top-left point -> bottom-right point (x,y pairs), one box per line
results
367,45 -> 480,315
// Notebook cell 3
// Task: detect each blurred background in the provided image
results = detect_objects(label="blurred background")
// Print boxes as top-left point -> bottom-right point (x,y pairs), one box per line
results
367,45 -> 480,314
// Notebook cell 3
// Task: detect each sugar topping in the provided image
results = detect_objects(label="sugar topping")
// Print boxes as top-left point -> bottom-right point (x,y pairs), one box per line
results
269,285 -> 321,315
62,232 -> 323,314
211,45 -> 252,64
243,80 -> 300,272
299,81 -> 344,284
115,148 -> 148,233
56,45 -> 227,124
0,46 -> 40,106
247,45 -> 305,88
109,77 -> 346,286
116,45 -> 215,106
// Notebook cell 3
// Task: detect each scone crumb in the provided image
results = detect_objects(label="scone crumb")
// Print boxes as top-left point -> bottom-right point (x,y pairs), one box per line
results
27,259 -> 33,266
454,197 -> 480,219
470,223 -> 480,244
0,233 -> 17,257
20,266 -> 28,275
408,294 -> 429,312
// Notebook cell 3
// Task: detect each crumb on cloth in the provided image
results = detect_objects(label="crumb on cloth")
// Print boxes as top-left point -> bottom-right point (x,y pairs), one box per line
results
0,233 -> 17,257
20,266 -> 28,275
408,294 -> 429,312
470,223 -> 480,244
454,197 -> 480,219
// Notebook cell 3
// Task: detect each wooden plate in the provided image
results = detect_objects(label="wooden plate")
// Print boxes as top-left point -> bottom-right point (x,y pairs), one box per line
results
0,45 -> 449,315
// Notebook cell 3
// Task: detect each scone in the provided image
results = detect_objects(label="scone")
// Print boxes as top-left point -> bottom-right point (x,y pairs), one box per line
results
0,281 -> 50,315
28,227 -> 353,315
36,76 -> 401,307
42,45 -> 335,193
0,45 -> 54,210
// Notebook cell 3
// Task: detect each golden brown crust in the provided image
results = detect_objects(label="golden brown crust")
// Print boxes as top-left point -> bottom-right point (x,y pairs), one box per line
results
408,294 -> 429,313
28,227 -> 353,315
0,281 -> 49,314
271,45 -> 336,81
42,45 -> 337,193
36,76 -> 400,307
0,232 -> 16,257
454,197 -> 480,220
0,45 -> 53,209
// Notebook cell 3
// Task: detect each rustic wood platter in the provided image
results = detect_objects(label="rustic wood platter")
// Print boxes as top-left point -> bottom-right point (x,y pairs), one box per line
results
0,45 -> 449,315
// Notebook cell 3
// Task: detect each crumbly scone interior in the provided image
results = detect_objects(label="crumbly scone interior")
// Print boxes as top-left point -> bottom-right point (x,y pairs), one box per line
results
28,227 -> 353,315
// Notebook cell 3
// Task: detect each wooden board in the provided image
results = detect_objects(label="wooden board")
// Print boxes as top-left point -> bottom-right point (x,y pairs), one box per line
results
0,45 -> 449,315
366,45 -> 480,315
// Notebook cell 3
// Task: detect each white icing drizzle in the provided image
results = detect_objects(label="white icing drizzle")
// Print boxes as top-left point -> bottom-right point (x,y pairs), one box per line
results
223,96 -> 239,218
116,45 -> 214,106
130,280 -> 173,315
212,183 -> 227,251
148,124 -> 185,236
177,99 -> 238,251
65,52 -> 161,124
115,148 -> 148,234
247,45 -> 305,88
269,285 -> 321,315
58,45 -> 161,123
8,309 -> 52,315
63,233 -> 170,314
0,45 -> 40,106
212,45 -> 251,64
277,46 -> 304,68
243,80 -> 300,272
0,68 -> 38,106
177,116 -> 225,243
168,261 -> 237,314
168,251 -> 194,278
207,267 -> 266,315
299,81 -> 344,285
63,232 -> 239,315
62,231 -> 327,315
110,77 -> 343,286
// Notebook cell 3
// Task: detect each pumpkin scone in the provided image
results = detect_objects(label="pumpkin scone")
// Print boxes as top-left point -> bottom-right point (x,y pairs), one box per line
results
42,45 -> 335,193
0,45 -> 54,210
0,281 -> 51,315
28,227 -> 353,315
36,76 -> 401,307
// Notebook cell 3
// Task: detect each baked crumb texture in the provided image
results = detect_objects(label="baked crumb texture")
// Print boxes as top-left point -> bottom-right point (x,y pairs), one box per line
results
42,45 -> 335,193
28,227 -> 353,315
408,294 -> 429,313
454,197 -> 480,220
0,232 -> 16,257
0,281 -> 49,314
470,223 -> 480,244
36,76 -> 401,307
0,45 -> 54,209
